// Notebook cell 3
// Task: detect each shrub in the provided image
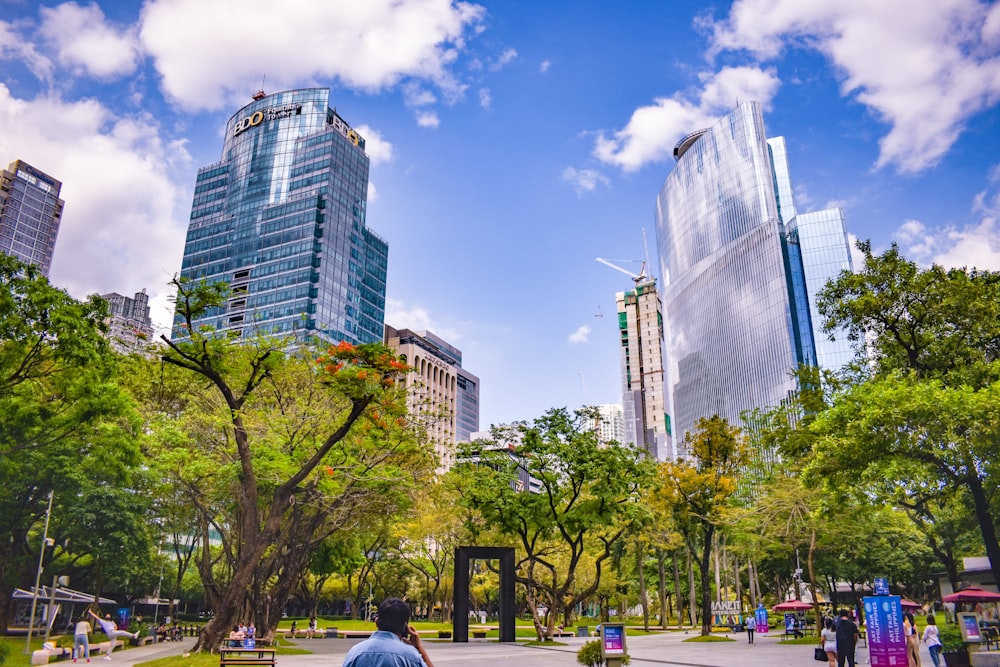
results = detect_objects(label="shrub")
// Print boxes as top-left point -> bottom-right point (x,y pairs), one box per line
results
577,639 -> 630,666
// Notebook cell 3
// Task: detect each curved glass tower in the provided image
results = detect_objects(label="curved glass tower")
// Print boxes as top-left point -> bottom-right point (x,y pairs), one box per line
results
175,88 -> 387,345
654,101 -> 852,446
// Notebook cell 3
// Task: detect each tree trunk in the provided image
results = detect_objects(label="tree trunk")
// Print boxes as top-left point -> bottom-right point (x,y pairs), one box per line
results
806,528 -> 821,637
967,473 -> 1000,592
657,548 -> 668,630
699,527 -> 715,636
672,552 -> 684,629
637,543 -> 649,632
687,550 -> 696,627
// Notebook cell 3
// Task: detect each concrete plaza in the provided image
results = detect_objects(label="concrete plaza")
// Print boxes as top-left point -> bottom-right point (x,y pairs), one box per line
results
95,628 -> 945,667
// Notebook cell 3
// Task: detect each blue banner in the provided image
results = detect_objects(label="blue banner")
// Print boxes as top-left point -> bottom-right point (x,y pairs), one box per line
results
755,605 -> 769,634
864,595 -> 908,667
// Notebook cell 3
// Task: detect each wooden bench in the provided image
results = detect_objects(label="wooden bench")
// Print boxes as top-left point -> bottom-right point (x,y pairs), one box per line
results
339,631 -> 371,639
219,647 -> 276,667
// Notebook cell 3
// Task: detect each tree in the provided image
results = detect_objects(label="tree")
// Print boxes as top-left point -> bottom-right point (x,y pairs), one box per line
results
456,407 -> 654,640
0,255 -> 140,633
816,243 -> 1000,586
652,416 -> 743,636
810,372 -> 1000,590
144,278 -> 433,650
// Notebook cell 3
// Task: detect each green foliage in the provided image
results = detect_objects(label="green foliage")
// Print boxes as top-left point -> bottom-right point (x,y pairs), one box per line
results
937,621 -> 964,652
146,283 -> 431,647
814,242 -> 1000,589
652,416 -> 743,635
0,254 -> 141,628
456,407 -> 654,638
577,639 -> 631,665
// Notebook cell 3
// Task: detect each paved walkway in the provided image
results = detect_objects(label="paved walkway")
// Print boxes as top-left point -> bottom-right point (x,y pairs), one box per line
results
94,630 -> 946,667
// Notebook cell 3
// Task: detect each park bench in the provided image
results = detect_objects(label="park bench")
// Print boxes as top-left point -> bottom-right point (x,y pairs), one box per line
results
472,631 -> 487,639
30,646 -> 71,665
219,646 -> 276,667
338,631 -> 372,639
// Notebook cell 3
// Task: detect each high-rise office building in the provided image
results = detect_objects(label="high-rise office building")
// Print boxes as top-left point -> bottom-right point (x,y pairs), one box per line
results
101,289 -> 155,355
384,325 -> 480,470
655,101 -> 853,444
0,159 -> 63,276
594,403 -> 625,447
174,88 -> 387,344
616,278 -> 671,460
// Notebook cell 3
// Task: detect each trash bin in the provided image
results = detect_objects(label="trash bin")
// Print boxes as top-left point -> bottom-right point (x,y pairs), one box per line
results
576,626 -> 589,637
325,628 -> 338,638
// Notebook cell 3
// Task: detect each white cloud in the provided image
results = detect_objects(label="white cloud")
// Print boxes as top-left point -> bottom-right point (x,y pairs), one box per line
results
568,324 -> 591,344
491,47 -> 517,71
478,87 -> 492,109
416,110 -> 440,128
593,66 -> 780,172
539,60 -> 550,73
354,124 -> 394,166
0,20 -> 54,87
139,0 -> 486,111
402,82 -> 437,107
708,0 -> 1000,174
562,166 -> 610,195
0,84 -> 191,332
38,2 -> 140,79
384,297 -> 463,342
894,188 -> 1000,270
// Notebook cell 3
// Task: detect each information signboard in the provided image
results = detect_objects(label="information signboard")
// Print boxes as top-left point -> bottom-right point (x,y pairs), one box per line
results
959,613 -> 982,643
601,624 -> 626,657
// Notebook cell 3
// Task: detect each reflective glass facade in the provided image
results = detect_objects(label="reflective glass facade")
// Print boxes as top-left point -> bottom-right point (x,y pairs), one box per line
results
174,88 -> 387,344
654,101 -> 853,442
787,209 -> 855,370
0,159 -> 63,276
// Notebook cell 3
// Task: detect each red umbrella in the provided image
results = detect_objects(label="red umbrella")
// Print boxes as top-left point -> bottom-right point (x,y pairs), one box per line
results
900,599 -> 923,610
942,587 -> 1000,603
773,600 -> 814,611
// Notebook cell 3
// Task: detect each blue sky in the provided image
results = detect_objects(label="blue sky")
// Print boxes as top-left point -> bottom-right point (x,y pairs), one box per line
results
1,0 -> 999,429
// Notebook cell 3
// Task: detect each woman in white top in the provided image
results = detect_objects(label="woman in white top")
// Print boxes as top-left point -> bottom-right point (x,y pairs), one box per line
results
922,615 -> 943,667
820,618 -> 838,667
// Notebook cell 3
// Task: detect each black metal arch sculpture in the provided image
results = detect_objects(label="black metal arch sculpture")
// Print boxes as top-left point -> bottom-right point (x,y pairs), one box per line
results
452,546 -> 515,642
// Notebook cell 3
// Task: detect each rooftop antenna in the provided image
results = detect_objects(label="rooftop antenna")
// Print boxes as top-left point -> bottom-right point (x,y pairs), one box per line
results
252,75 -> 267,101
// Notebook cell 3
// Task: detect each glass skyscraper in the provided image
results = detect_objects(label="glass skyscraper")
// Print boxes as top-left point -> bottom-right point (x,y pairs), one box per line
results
175,88 -> 387,344
0,159 -> 63,276
654,101 -> 853,443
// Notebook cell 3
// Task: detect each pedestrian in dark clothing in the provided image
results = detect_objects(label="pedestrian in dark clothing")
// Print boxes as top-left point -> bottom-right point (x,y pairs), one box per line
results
745,616 -> 755,644
835,609 -> 859,667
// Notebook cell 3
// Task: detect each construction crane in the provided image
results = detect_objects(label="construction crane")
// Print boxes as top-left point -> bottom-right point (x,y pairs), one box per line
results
595,257 -> 652,285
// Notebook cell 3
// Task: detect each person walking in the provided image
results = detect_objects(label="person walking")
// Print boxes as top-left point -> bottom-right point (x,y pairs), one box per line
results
835,608 -> 859,667
72,616 -> 92,663
342,598 -> 433,667
745,615 -> 755,644
922,615 -> 943,667
88,610 -> 139,660
820,617 -> 838,667
904,611 -> 922,667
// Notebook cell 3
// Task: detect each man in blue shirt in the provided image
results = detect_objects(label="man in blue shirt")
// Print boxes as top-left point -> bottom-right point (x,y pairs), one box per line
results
342,598 -> 433,667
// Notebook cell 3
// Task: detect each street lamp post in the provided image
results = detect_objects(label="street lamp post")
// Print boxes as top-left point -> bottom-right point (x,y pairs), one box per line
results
25,491 -> 54,654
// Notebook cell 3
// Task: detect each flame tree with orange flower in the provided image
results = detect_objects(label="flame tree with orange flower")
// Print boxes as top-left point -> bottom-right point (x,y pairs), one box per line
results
144,278 -> 434,651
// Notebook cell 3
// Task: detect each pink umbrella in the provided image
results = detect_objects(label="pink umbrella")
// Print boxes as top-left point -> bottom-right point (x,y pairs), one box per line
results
900,599 -> 923,610
773,600 -> 814,611
942,587 -> 1000,603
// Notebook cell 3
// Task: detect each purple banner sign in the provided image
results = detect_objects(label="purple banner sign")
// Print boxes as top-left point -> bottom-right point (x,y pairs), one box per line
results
864,595 -> 908,667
